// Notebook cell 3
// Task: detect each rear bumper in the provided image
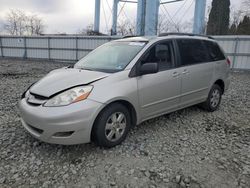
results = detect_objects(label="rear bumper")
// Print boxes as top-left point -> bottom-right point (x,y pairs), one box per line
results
224,77 -> 230,92
19,98 -> 104,145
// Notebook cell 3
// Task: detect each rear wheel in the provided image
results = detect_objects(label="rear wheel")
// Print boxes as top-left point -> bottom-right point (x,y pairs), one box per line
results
202,84 -> 222,112
92,103 -> 131,148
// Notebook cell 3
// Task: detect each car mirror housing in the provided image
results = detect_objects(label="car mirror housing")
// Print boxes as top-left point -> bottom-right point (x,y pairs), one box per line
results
139,63 -> 159,76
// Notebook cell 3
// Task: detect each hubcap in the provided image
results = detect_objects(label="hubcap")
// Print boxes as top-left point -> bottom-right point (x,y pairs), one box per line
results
210,89 -> 220,108
105,112 -> 126,142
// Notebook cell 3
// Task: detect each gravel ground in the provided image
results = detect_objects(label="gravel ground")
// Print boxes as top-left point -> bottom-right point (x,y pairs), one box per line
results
0,58 -> 250,188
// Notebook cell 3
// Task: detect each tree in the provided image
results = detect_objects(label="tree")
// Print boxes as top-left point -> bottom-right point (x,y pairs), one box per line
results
243,0 -> 250,15
26,14 -> 44,35
4,9 -> 45,35
236,16 -> 250,35
228,8 -> 244,35
77,24 -> 106,36
116,18 -> 135,36
4,9 -> 27,35
207,0 -> 230,35
157,14 -> 193,34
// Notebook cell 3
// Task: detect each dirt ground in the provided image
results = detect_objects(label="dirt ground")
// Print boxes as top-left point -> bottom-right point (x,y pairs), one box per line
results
0,59 -> 250,188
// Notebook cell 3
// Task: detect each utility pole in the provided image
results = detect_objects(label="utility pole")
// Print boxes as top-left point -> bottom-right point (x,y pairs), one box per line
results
94,0 -> 101,33
193,0 -> 207,34
112,0 -> 119,35
144,0 -> 160,35
136,0 -> 146,35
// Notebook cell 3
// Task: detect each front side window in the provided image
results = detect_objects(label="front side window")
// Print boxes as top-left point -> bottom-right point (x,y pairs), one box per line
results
74,41 -> 146,73
140,41 -> 174,71
177,39 -> 210,66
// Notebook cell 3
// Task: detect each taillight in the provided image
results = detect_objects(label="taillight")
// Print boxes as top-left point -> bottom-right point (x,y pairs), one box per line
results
226,58 -> 231,66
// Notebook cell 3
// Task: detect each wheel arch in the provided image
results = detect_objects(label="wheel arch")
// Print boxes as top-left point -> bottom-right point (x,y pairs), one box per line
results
214,79 -> 225,94
90,99 -> 138,141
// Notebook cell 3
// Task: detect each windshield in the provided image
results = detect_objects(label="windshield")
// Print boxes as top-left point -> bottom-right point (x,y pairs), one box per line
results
74,41 -> 146,73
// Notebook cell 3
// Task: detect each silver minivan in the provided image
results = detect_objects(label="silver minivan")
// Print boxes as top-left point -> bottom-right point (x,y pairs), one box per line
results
19,34 -> 230,147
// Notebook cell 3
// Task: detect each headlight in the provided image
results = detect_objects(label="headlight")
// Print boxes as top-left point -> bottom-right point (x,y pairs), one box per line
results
44,85 -> 93,107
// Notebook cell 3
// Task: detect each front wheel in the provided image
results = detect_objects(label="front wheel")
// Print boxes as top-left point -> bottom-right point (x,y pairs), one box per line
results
92,103 -> 131,148
201,84 -> 222,112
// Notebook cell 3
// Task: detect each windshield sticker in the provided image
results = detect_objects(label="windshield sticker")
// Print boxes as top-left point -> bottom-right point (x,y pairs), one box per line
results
129,42 -> 145,46
116,65 -> 123,69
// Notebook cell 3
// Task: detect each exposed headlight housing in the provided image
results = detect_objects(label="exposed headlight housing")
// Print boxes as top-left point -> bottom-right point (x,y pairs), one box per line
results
44,85 -> 93,107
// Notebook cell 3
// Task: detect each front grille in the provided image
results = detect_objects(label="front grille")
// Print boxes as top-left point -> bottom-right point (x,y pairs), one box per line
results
27,93 -> 48,105
30,93 -> 48,100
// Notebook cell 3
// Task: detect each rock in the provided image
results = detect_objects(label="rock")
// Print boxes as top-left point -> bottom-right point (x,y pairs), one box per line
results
30,179 -> 38,185
62,174 -> 69,180
116,170 -> 122,175
144,171 -> 151,177
1,59 -> 250,188
89,162 -> 95,167
0,177 -> 6,184
110,181 -> 116,186
180,180 -> 186,188
163,178 -> 169,183
129,169 -> 135,175
176,175 -> 182,183
184,177 -> 191,184
140,168 -> 146,172
220,145 -> 227,149
181,135 -> 188,141
36,160 -> 42,166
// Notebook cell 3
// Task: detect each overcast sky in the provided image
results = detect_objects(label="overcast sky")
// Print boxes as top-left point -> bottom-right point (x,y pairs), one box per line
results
0,0 -> 244,34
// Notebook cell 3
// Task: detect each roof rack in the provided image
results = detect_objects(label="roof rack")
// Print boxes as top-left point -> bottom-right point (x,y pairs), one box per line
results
158,32 -> 214,40
122,35 -> 139,39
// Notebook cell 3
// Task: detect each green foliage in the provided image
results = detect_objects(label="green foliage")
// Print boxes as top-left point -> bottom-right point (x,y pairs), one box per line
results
236,16 -> 250,35
207,0 -> 230,35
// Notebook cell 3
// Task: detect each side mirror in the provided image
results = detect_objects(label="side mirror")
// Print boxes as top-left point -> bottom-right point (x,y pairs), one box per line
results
139,63 -> 159,76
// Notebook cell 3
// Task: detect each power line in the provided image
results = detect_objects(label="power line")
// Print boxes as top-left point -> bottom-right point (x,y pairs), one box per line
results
105,0 -> 113,25
172,0 -> 188,18
101,0 -> 109,33
118,2 -> 134,26
118,2 -> 127,18
160,0 -> 178,28
176,0 -> 195,25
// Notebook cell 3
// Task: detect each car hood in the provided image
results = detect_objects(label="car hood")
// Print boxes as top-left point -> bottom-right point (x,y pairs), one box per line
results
30,68 -> 109,97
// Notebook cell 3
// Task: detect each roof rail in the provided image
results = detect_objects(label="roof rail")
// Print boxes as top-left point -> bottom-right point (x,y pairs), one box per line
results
158,32 -> 214,40
122,35 -> 139,39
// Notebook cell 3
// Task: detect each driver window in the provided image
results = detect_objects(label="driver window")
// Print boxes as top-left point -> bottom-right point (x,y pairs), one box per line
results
141,42 -> 173,71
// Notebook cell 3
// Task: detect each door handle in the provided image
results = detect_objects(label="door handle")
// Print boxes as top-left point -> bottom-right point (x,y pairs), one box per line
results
172,72 -> 180,77
182,69 -> 189,74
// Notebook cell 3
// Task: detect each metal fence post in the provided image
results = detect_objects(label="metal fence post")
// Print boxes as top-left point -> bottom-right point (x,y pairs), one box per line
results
48,37 -> 51,60
76,36 -> 78,61
23,36 -> 27,59
0,36 -> 3,57
232,37 -> 239,69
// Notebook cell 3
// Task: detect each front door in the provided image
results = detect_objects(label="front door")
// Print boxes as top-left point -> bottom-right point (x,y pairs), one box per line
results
137,41 -> 181,120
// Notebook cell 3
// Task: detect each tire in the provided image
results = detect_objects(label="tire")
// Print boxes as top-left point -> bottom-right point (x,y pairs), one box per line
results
201,84 -> 222,112
92,103 -> 131,148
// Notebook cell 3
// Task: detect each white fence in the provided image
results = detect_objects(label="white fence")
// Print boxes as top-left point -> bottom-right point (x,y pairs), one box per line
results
0,36 -> 119,62
0,35 -> 249,70
213,36 -> 250,70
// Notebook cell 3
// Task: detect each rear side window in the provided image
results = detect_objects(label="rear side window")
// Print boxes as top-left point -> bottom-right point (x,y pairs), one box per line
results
205,41 -> 225,61
177,39 -> 210,66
